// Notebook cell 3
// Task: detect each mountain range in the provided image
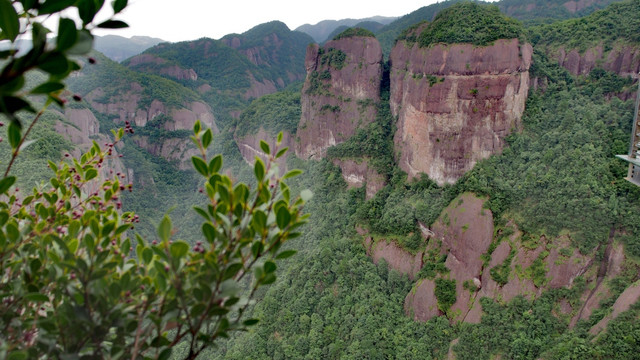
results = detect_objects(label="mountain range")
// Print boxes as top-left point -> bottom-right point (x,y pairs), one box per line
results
5,0 -> 640,358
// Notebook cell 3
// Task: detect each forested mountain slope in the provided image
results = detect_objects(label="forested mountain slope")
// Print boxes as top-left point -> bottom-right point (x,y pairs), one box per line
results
123,21 -> 313,124
20,0 -> 640,358
211,2 -> 640,359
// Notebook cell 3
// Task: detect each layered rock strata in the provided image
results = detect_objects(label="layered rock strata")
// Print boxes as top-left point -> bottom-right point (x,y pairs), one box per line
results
296,36 -> 384,159
390,38 -> 532,185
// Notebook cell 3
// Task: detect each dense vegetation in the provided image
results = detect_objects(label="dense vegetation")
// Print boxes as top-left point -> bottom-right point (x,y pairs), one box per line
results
235,86 -> 301,138
5,0 -> 640,358
415,2 -> 525,47
332,27 -> 376,40
499,0 -> 620,22
530,0 -> 640,50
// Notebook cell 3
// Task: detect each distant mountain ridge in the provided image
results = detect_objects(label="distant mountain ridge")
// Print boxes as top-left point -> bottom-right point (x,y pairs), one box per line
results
295,16 -> 397,42
94,35 -> 165,62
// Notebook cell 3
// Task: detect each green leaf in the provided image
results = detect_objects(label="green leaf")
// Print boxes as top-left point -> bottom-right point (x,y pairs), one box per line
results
67,30 -> 93,55
275,249 -> 297,259
169,241 -> 189,259
7,351 -> 28,360
56,18 -> 77,52
8,121 -> 21,150
0,176 -> 15,194
37,52 -> 69,75
115,224 -> 131,235
20,0 -> 37,10
254,158 -> 265,181
142,247 -> 153,264
157,349 -> 172,360
30,81 -> 65,94
208,154 -> 222,174
277,131 -> 283,144
202,128 -> 213,149
193,206 -> 210,221
24,293 -> 49,302
193,119 -> 201,134
0,95 -> 35,117
38,0 -> 75,14
259,140 -> 270,155
0,0 -> 20,42
112,0 -> 128,13
276,207 -> 290,229
276,147 -> 289,159
264,260 -> 276,273
77,0 -> 101,25
202,222 -> 216,243
222,263 -> 243,281
85,168 -> 98,180
191,156 -> 208,176
158,215 -> 172,242
96,20 -> 128,28
283,169 -> 303,179
243,318 -> 260,326
220,279 -> 241,297
251,241 -> 264,258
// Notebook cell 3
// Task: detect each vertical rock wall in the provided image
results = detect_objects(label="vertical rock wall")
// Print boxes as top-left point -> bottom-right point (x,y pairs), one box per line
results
390,38 -> 532,185
295,37 -> 383,159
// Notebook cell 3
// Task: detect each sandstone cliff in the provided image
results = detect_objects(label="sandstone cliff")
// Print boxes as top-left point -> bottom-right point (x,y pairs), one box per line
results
390,38 -> 532,185
295,36 -> 384,159
553,44 -> 640,77
82,82 -> 217,168
358,192 -> 636,327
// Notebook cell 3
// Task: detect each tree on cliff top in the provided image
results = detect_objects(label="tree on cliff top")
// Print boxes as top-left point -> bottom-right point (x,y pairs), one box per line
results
416,2 -> 524,47
0,1 -> 309,358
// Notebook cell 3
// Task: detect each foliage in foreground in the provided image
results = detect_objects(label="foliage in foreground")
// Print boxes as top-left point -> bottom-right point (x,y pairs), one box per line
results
0,124 -> 309,358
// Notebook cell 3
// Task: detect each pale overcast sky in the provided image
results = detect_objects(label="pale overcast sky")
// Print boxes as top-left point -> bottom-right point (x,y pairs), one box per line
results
96,0 -> 451,42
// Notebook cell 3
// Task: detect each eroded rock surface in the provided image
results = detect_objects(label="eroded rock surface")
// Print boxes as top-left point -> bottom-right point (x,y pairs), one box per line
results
390,38 -> 532,185
554,44 -> 640,77
332,158 -> 386,199
296,36 -> 383,159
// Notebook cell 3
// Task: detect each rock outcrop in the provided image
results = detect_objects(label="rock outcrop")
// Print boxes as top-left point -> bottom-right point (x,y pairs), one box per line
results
83,83 -> 217,168
296,36 -> 384,159
55,108 -> 129,183
405,193 -> 494,322
390,38 -> 532,185
332,158 -> 386,199
364,236 -> 423,280
554,44 -> 640,77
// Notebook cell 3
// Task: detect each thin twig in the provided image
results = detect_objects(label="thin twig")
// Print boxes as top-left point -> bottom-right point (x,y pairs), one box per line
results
4,106 -> 46,178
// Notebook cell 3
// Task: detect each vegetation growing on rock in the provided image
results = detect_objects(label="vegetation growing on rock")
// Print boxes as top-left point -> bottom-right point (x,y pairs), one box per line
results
416,2 -> 524,47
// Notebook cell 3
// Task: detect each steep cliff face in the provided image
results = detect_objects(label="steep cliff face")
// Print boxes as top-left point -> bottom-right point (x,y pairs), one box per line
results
81,82 -> 217,168
332,159 -> 386,199
404,193 -> 494,322
396,193 -> 633,326
390,38 -> 532,185
553,44 -> 640,77
295,36 -> 384,159
55,108 -> 129,182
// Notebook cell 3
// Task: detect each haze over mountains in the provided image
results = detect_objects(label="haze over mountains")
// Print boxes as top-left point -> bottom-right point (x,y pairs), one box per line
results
6,0 -> 640,358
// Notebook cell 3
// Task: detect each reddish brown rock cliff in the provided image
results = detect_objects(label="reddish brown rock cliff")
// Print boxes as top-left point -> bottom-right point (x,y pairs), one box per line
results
332,158 -> 386,199
390,38 -> 532,185
554,44 -> 640,77
296,37 -> 383,159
